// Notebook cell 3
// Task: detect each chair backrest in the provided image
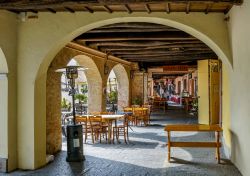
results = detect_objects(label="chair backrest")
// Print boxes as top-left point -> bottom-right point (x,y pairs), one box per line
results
123,114 -> 129,127
75,116 -> 87,124
89,115 -> 102,127
142,105 -> 151,113
133,107 -> 144,116
123,107 -> 132,112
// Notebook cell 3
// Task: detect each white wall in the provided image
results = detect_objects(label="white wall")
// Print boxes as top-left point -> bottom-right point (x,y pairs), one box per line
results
0,11 -> 17,171
228,2 -> 250,175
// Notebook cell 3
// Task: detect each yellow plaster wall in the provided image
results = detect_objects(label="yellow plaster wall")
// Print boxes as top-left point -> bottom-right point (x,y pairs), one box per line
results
228,1 -> 250,175
0,11 -> 17,171
198,60 -> 209,124
222,64 -> 231,153
15,12 -> 233,169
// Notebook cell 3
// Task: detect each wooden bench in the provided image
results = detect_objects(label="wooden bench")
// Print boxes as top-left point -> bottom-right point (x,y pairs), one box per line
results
164,124 -> 223,163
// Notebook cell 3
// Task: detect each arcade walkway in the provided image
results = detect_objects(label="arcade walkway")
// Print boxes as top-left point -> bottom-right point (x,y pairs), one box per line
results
5,108 -> 241,176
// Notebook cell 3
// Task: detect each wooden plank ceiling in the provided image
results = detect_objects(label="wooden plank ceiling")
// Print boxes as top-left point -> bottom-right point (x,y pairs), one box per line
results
74,22 -> 217,68
0,0 -> 242,14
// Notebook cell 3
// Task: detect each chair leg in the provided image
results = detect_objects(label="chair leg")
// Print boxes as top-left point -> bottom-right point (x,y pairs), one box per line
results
98,132 -> 100,143
105,130 -> 107,142
117,129 -> 120,143
91,131 -> 94,144
85,131 -> 87,143
124,129 -> 127,144
112,128 -> 115,143
126,127 -> 129,142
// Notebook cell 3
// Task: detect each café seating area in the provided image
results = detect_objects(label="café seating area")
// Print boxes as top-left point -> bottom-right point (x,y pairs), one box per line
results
72,105 -> 151,144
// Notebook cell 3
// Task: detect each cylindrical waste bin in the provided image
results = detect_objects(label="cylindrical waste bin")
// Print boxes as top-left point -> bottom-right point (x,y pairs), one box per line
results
66,124 -> 85,162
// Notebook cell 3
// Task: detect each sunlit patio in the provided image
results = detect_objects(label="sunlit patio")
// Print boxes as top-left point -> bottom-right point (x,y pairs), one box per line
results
7,108 -> 241,176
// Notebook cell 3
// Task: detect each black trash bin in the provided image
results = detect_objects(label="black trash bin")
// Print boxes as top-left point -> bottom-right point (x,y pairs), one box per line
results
66,124 -> 85,162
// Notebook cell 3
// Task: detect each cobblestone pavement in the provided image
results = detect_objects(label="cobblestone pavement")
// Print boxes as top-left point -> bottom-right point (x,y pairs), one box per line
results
3,108 -> 242,176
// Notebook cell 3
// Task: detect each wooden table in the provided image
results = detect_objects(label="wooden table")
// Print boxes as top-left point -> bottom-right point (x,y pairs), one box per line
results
123,107 -> 149,126
101,114 -> 124,144
153,99 -> 167,112
79,114 -> 124,144
164,124 -> 223,163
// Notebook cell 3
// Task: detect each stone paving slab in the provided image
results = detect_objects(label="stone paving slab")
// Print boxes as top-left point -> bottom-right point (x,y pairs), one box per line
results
1,110 -> 242,176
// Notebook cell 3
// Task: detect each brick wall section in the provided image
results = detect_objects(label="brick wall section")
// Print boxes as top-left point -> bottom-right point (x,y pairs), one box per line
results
131,72 -> 148,105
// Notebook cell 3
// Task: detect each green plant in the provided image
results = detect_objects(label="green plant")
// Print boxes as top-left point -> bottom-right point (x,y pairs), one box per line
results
108,91 -> 118,103
80,84 -> 88,94
132,96 -> 142,105
61,98 -> 71,111
75,94 -> 87,104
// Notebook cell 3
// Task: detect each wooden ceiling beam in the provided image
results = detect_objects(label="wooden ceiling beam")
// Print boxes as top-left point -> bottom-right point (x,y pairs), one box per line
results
28,9 -> 38,13
205,3 -> 213,14
124,4 -> 132,13
186,2 -> 190,14
77,32 -> 196,41
85,27 -> 177,33
80,37 -> 196,42
97,23 -> 175,29
166,3 -> 170,14
115,51 -> 215,58
64,7 -> 75,13
103,5 -> 113,13
111,49 -> 213,55
224,4 -> 232,14
144,3 -> 151,13
122,54 -> 217,61
0,0 -> 243,8
47,8 -> 56,13
85,40 -> 203,47
99,44 -> 208,51
83,6 -> 94,13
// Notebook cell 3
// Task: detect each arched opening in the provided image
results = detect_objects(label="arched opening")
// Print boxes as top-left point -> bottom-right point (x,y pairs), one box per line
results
61,59 -> 88,115
74,55 -> 103,113
30,16 -> 233,169
111,64 -> 130,111
106,70 -> 118,112
46,48 -> 102,155
0,48 -> 8,161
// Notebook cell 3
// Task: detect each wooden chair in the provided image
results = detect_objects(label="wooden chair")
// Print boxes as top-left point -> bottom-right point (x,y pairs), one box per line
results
112,115 -> 129,144
89,112 -> 101,115
75,115 -> 92,143
132,107 -> 146,126
142,105 -> 151,125
123,107 -> 136,126
89,115 -> 108,143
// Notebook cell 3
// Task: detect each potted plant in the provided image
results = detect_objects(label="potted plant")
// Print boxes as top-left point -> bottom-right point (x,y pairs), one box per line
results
61,98 -> 71,112
108,91 -> 118,104
132,96 -> 142,106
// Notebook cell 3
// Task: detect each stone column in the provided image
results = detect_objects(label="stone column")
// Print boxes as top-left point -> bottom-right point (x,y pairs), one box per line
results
46,68 -> 62,154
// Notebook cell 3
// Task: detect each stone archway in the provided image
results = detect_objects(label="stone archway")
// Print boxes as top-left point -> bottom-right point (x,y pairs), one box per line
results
74,55 -> 103,113
17,15 -> 233,169
111,64 -> 130,111
0,48 -> 8,166
46,48 -> 102,155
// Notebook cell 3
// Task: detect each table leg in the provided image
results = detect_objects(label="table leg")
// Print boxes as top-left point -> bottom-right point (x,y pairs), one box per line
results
108,120 -> 112,144
167,131 -> 171,162
216,131 -> 221,164
114,120 -> 120,144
